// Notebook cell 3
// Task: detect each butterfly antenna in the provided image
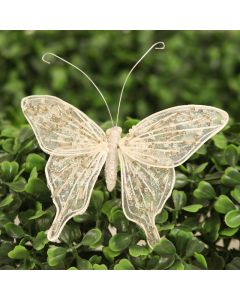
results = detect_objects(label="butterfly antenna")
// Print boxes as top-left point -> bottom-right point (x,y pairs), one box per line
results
42,52 -> 114,126
115,41 -> 165,126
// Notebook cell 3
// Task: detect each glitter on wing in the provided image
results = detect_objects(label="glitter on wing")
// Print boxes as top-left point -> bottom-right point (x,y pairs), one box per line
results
119,105 -> 229,168
118,150 -> 175,248
46,151 -> 107,241
21,95 -> 107,155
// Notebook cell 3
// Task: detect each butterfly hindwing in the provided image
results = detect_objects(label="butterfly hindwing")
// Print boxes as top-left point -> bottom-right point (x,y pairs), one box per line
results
21,95 -> 107,155
46,151 -> 107,241
119,105 -> 229,168
118,150 -> 175,248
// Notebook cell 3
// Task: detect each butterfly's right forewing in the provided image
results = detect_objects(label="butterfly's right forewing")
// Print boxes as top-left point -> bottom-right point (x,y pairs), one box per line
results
119,105 -> 229,167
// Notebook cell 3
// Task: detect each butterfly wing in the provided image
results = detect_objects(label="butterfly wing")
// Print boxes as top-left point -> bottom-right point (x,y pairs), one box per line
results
21,95 -> 106,155
21,95 -> 108,241
46,152 -> 107,241
118,150 -> 175,248
119,105 -> 228,247
119,105 -> 229,167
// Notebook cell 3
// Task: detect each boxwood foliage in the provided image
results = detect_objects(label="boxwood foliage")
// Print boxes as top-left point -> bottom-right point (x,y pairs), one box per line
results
1,116 -> 240,270
1,30 -> 240,270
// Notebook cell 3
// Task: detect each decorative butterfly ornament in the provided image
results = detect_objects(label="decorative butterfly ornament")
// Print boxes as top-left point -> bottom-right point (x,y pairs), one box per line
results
21,42 -> 229,248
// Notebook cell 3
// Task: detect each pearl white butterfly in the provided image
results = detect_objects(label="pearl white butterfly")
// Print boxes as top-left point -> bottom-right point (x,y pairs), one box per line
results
21,42 -> 229,248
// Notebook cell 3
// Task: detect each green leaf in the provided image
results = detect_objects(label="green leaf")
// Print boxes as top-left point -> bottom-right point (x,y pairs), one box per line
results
91,190 -> 104,211
0,194 -> 14,208
60,224 -> 81,244
231,185 -> 240,203
207,251 -> 225,270
226,257 -> 240,270
220,227 -> 239,237
194,252 -> 208,269
153,237 -> 176,256
129,245 -> 149,257
221,167 -> 240,187
0,161 -> 19,182
17,126 -> 34,144
212,133 -> 227,149
102,199 -> 120,219
93,264 -> 108,270
156,255 -> 175,270
68,267 -> 78,270
224,145 -> 239,166
29,205 -> 48,220
193,181 -> 216,200
7,177 -> 26,192
193,162 -> 208,174
214,195 -> 235,214
185,237 -> 205,257
114,259 -> 135,270
2,139 -> 16,153
123,118 -> 140,132
0,212 -> 10,227
202,215 -> 221,242
224,210 -> 240,228
8,245 -> 29,260
73,212 -> 92,223
81,228 -> 102,247
109,233 -> 132,252
1,126 -> 19,138
172,190 -> 187,210
47,247 -> 67,267
174,172 -> 189,189
89,255 -> 102,264
169,261 -> 185,270
4,222 -> 25,238
76,258 -> 93,270
32,231 -> 48,251
25,153 -> 46,172
110,209 -> 129,231
155,209 -> 168,224
169,229 -> 205,257
182,204 -> 203,212
29,167 -> 38,179
25,177 -> 49,195
103,247 -> 120,261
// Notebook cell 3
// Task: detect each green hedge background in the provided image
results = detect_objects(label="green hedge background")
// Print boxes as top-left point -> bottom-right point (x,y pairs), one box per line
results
0,31 -> 240,270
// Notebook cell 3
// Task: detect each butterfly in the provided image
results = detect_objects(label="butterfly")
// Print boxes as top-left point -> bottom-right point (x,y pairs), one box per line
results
21,42 -> 229,248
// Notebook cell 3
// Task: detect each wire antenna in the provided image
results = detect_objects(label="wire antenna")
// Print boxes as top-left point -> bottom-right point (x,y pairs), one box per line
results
42,52 -> 114,126
115,41 -> 165,126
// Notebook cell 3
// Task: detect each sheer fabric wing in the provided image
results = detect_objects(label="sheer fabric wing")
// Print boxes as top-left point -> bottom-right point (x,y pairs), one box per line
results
21,95 -> 107,155
118,150 -> 175,248
119,105 -> 229,168
46,151 -> 107,241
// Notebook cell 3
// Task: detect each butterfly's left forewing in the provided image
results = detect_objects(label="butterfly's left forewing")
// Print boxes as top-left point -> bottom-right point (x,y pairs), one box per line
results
21,95 -> 106,155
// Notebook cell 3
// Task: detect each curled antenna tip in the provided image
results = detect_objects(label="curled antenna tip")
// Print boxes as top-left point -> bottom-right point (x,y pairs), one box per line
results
154,41 -> 165,50
42,52 -> 54,64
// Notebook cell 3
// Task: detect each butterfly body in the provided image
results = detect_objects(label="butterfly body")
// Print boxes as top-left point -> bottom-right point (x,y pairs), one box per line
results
105,126 -> 122,192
